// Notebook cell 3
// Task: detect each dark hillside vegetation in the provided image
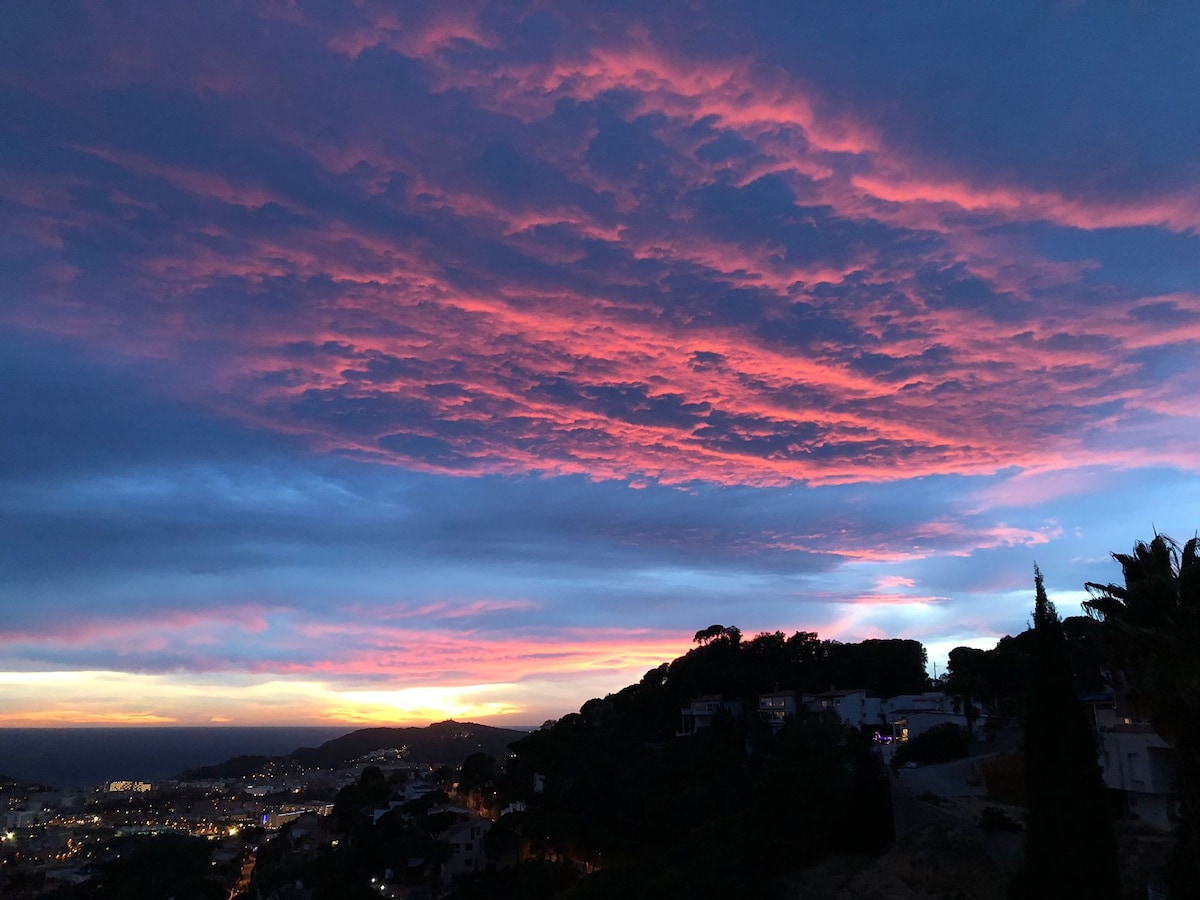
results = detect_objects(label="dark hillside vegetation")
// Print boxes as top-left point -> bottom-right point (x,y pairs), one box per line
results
181,720 -> 527,778
444,628 -> 913,898
41,834 -> 225,900
243,629 -> 914,899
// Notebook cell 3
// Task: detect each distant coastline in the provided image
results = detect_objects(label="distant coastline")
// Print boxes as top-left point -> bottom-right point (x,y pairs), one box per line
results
0,726 -> 352,787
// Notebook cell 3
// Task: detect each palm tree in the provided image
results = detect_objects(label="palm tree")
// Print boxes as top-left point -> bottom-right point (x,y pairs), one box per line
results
1084,533 -> 1200,892
1084,534 -> 1200,733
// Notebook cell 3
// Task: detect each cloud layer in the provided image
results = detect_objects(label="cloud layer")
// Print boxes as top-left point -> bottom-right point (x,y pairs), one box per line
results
2,2 -> 1197,725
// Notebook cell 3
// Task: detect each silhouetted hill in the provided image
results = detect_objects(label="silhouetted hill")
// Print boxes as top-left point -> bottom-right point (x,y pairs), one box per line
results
179,720 -> 527,779
292,721 -> 527,768
246,628 -> 922,899
441,627 -> 905,898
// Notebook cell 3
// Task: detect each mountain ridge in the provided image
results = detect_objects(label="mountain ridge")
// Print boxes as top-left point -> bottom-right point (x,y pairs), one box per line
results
178,719 -> 529,779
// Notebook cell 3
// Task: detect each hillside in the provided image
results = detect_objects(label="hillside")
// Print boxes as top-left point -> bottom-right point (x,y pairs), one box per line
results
179,720 -> 528,779
291,720 -> 527,768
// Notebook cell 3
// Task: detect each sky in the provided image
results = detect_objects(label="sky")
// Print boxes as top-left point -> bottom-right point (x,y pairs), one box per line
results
2,2 -> 1198,728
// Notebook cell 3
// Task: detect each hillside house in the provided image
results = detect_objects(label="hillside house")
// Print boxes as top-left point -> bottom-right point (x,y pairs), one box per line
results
439,814 -> 492,884
807,689 -> 883,732
882,692 -> 988,743
757,691 -> 798,731
882,692 -> 952,717
1093,704 -> 1175,830
678,695 -> 743,736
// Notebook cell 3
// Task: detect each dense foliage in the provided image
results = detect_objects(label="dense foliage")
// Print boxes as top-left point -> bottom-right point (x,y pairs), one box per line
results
1085,533 -> 1200,896
249,770 -> 455,899
445,628 -> 912,898
42,834 -> 225,900
1013,567 -> 1119,899
891,722 -> 969,768
497,717 -> 889,899
944,614 -> 1107,723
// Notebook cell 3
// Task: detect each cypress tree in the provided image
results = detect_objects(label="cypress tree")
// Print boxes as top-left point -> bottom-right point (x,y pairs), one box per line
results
1014,565 -> 1120,898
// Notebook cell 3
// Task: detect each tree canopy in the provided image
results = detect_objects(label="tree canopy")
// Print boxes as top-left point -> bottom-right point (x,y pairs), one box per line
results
1084,533 -> 1200,895
1015,566 -> 1119,899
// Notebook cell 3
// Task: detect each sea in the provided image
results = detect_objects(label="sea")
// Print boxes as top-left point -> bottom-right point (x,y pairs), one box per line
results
0,727 -> 353,788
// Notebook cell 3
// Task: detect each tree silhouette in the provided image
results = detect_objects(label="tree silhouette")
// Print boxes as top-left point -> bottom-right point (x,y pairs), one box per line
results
692,624 -> 740,646
1084,533 -> 1200,892
1014,566 -> 1119,899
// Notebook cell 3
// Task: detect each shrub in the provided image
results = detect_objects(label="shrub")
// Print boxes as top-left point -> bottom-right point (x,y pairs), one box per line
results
892,723 -> 969,769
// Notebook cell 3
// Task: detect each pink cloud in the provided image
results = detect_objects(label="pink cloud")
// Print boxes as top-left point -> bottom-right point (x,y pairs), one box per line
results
260,625 -> 694,686
838,593 -> 948,607
851,170 -> 1200,235
75,146 -> 288,210
328,3 -> 496,60
2,603 -> 690,689
0,607 -> 273,648
5,6 -> 1198,493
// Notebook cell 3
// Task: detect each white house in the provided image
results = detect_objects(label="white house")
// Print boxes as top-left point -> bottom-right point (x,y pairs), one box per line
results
439,815 -> 492,884
371,801 -> 405,824
883,692 -> 987,743
807,690 -> 883,732
1094,706 -> 1175,830
882,692 -> 952,717
757,691 -> 798,731
404,781 -> 438,803
678,695 -> 743,736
